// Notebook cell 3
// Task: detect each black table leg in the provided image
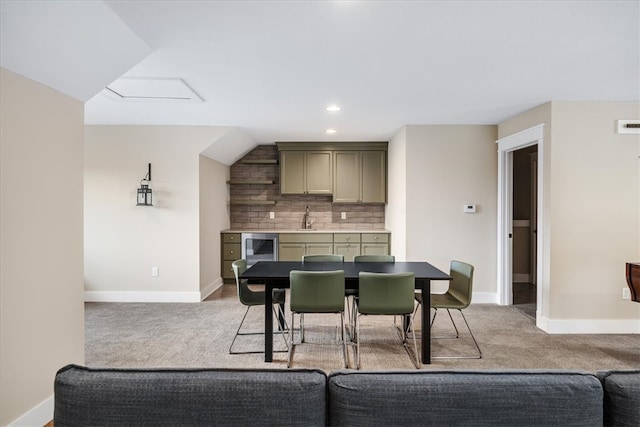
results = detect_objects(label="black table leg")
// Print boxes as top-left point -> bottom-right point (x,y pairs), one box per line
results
421,279 -> 431,364
264,280 -> 273,362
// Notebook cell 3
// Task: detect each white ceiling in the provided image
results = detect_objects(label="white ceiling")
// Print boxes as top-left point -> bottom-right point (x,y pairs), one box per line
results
3,1 -> 639,144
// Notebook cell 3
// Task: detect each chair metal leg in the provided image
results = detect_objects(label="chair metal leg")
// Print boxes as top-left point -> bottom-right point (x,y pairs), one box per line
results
288,311 -> 349,369
430,308 -> 461,339
340,312 -> 348,368
357,312 -> 419,370
229,304 -> 289,355
287,312 -> 295,368
403,310 -> 420,369
431,308 -> 482,360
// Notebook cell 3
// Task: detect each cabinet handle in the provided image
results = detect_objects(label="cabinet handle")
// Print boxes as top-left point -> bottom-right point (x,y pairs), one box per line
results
230,250 -> 234,254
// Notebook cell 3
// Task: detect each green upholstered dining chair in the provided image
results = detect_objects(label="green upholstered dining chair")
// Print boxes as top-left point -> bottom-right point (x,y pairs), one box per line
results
350,255 -> 396,335
288,270 -> 348,368
229,259 -> 288,355
355,272 -> 419,369
302,254 -> 344,262
414,260 -> 481,360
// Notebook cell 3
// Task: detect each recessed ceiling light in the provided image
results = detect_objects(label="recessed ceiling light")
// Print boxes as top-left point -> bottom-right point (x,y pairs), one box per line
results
326,129 -> 337,134
326,105 -> 341,112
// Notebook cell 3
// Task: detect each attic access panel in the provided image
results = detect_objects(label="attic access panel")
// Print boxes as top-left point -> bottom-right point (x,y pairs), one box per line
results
102,77 -> 203,103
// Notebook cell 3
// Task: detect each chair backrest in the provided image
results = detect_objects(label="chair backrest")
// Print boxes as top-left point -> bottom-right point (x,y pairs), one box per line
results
358,272 -> 415,315
302,254 -> 344,262
289,270 -> 345,313
353,255 -> 395,262
448,260 -> 474,308
231,259 -> 253,306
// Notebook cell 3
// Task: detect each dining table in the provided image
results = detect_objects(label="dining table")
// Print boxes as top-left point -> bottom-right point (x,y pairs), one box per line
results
239,260 -> 452,364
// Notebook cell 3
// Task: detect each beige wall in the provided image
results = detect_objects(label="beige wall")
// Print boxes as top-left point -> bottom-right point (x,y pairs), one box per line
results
199,154 -> 230,292
549,102 -> 639,320
84,125 -> 229,301
499,102 -> 640,326
1,68 -> 85,426
387,125 -> 498,298
386,127 -> 407,260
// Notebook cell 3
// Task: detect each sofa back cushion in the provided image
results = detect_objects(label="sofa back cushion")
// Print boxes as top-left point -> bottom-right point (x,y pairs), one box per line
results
328,370 -> 603,427
597,370 -> 640,427
54,365 -> 327,427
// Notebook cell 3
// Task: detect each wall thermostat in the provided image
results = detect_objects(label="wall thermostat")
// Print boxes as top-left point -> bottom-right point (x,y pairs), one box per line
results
463,204 -> 477,213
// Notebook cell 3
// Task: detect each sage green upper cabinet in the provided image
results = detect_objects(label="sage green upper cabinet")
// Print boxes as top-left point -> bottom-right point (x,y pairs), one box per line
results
333,150 -> 386,203
280,150 -> 332,195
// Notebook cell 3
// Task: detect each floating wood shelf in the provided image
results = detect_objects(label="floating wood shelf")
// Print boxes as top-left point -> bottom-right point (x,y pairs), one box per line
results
241,159 -> 278,164
229,200 -> 276,205
226,180 -> 274,185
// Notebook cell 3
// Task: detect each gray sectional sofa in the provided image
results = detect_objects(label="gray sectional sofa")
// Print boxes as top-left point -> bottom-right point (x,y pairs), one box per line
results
54,365 -> 640,427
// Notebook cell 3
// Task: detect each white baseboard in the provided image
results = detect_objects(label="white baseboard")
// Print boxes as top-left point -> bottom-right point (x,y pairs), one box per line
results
8,395 -> 53,427
200,277 -> 224,300
537,315 -> 640,334
85,291 -> 202,303
471,292 -> 498,304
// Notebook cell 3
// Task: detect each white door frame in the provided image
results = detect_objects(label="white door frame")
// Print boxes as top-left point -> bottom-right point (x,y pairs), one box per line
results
496,124 -> 545,318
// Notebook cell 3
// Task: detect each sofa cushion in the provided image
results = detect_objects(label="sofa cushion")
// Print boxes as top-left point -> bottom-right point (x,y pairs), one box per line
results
597,370 -> 640,427
328,370 -> 603,427
54,364 -> 327,427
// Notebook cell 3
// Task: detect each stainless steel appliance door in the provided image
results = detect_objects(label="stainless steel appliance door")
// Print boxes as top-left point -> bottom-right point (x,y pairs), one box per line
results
241,233 -> 278,267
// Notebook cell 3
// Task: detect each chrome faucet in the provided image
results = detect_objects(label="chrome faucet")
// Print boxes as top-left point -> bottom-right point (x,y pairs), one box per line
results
302,205 -> 314,229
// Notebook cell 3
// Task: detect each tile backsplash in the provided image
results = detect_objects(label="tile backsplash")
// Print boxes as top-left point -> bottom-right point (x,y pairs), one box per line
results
229,145 -> 385,230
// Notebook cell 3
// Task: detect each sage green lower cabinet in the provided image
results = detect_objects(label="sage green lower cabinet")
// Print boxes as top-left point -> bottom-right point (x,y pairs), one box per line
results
333,233 -> 361,261
278,233 -> 334,261
221,233 -> 241,283
274,232 -> 391,261
360,233 -> 390,256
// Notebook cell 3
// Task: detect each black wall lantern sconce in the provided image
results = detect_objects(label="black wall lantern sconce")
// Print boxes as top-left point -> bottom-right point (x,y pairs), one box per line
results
136,163 -> 153,206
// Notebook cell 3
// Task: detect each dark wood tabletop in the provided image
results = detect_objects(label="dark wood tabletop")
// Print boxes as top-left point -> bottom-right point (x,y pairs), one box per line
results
240,261 -> 451,365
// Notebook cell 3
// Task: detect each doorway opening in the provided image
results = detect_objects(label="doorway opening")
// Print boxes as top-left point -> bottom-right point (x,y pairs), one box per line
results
512,146 -> 538,318
497,124 -> 545,325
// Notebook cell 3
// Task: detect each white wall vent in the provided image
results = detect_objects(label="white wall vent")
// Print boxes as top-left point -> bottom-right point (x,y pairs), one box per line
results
616,120 -> 640,134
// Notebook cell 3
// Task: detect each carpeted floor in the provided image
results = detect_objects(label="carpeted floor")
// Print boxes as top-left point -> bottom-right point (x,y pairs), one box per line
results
85,285 -> 639,373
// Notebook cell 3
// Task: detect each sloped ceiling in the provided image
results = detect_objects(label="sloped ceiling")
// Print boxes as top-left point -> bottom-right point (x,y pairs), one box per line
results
2,0 -> 638,157
0,0 -> 152,102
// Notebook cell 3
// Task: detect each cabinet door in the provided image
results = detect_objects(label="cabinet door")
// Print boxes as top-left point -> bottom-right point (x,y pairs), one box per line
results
280,151 -> 306,194
360,151 -> 386,203
222,260 -> 235,280
334,243 -> 360,261
361,243 -> 389,256
333,151 -> 360,203
306,151 -> 333,194
305,243 -> 334,256
279,243 -> 306,261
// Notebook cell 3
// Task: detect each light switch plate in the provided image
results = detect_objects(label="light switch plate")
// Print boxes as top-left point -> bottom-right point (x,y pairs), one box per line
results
269,211 -> 275,219
622,287 -> 631,300
463,204 -> 477,213
341,212 -> 347,219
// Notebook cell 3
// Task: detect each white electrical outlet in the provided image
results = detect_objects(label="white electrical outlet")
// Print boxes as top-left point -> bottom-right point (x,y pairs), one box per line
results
341,212 -> 347,219
622,287 -> 631,300
152,266 -> 159,277
269,211 -> 275,219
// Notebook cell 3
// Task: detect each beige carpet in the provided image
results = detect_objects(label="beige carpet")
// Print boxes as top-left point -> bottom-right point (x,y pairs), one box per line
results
85,285 -> 639,373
